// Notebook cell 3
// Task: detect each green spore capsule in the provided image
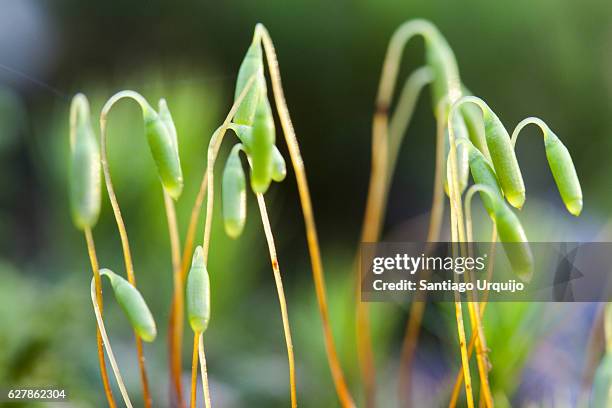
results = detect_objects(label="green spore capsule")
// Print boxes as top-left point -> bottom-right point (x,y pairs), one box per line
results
186,246 -> 210,333
591,352 -> 612,407
493,204 -> 533,282
143,104 -> 183,199
461,106 -> 490,161
249,94 -> 276,194
100,269 -> 157,342
234,40 -> 264,126
158,98 -> 179,157
271,145 -> 287,182
222,145 -> 247,238
544,130 -> 583,216
230,124 -> 253,146
69,94 -> 101,230
481,106 -> 525,209
462,140 -> 503,216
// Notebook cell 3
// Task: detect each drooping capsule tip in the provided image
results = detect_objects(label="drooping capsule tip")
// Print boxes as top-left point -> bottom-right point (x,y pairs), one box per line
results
166,178 -> 184,200
566,198 -> 583,216
251,178 -> 270,194
224,220 -> 244,239
140,324 -> 157,342
506,190 -> 525,210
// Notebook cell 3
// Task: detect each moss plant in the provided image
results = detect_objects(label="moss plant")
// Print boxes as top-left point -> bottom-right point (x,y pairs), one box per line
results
89,269 -> 157,408
98,90 -> 186,408
448,116 -> 581,405
63,19 -> 585,408
69,23 -> 353,408
181,24 -> 354,408
192,31 -> 299,406
68,94 -> 116,408
253,24 -> 355,406
186,246 -> 211,408
363,18 -> 583,408
365,19 -> 475,407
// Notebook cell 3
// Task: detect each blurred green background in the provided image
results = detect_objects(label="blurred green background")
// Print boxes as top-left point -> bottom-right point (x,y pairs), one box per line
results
0,0 -> 611,407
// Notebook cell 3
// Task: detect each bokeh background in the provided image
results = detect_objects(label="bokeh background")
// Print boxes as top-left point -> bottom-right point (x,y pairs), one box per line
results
1,0 -> 611,407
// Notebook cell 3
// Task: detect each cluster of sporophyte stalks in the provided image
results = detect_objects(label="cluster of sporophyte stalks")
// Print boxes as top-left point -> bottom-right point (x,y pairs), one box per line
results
69,23 -> 357,408
357,18 -> 583,407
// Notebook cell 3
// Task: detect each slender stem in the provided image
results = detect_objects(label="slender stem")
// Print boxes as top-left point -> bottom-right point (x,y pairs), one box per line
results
448,99 -> 494,408
510,117 -> 549,148
182,175 -> 208,281
201,74 -> 258,262
187,74 -> 258,408
428,100 -> 449,242
256,193 -> 298,407
169,170 -> 209,408
164,190 -> 186,408
190,332 -> 199,408
134,335 -> 152,407
449,228 -> 497,408
448,173 -> 475,408
90,278 -> 134,408
356,104 -> 388,408
395,93 -> 448,408
356,70 -> 437,407
387,66 -> 433,187
99,90 -> 150,284
369,19 -> 462,406
99,90 -> 158,408
398,301 -> 424,404
84,229 -> 117,408
460,186 -> 496,407
198,334 -> 212,408
375,19 -> 460,112
72,97 -> 117,407
452,297 -> 473,408
447,105 -> 472,245
167,173 -> 209,408
254,24 -> 356,408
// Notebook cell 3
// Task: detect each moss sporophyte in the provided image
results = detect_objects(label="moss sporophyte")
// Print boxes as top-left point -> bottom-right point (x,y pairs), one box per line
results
361,18 -> 583,408
68,19 -> 584,408
70,23 -> 357,408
